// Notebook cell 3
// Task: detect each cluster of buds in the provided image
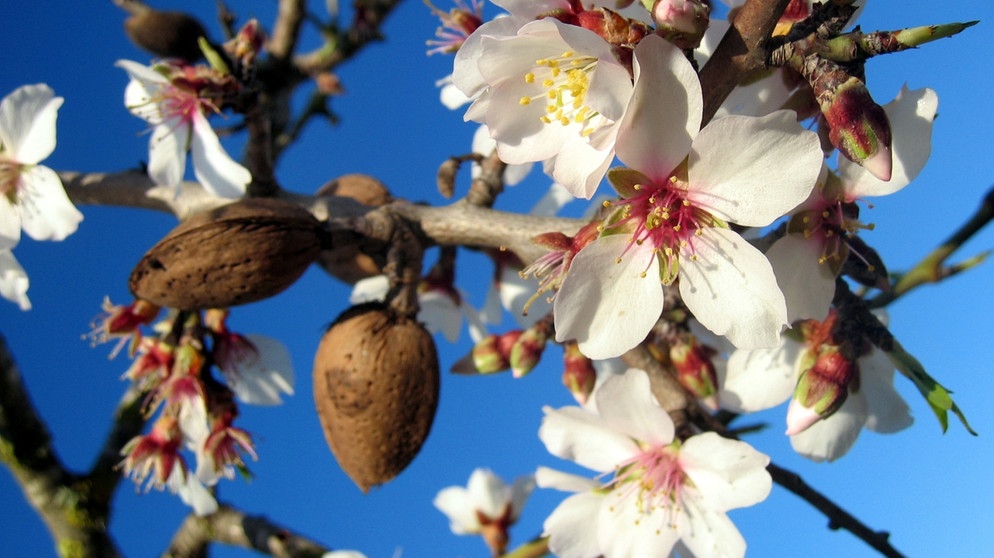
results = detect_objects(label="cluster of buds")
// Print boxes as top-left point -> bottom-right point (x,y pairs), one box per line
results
90,300 -> 293,514
646,326 -> 720,408
467,319 -> 551,378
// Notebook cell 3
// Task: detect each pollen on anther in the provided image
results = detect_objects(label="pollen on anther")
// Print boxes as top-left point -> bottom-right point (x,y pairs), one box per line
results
519,97 -> 531,106
524,72 -> 535,83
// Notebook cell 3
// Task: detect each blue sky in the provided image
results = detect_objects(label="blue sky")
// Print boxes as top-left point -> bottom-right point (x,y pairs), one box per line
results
2,1 -> 993,557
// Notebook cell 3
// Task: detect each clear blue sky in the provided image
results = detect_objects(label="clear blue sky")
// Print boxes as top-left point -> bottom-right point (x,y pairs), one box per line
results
2,1 -> 993,557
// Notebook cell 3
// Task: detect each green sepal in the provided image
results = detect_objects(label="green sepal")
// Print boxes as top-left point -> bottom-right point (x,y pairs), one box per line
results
200,37 -> 231,75
886,341 -> 977,435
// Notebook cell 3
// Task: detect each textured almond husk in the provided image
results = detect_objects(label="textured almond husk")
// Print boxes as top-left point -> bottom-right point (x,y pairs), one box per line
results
130,198 -> 322,310
313,302 -> 439,492
315,174 -> 392,283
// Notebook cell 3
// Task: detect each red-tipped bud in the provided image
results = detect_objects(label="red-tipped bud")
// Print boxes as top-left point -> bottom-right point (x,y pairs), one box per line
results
562,342 -> 597,405
786,346 -> 857,434
510,322 -> 550,378
822,77 -> 893,181
470,331 -> 521,374
651,0 -> 709,49
223,19 -> 266,71
669,335 -> 719,409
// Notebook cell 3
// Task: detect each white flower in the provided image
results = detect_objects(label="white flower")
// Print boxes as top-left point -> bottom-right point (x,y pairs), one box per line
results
766,86 -> 939,323
538,368 -> 772,558
720,315 -> 913,462
553,35 -> 822,359
454,17 -> 635,198
0,84 -> 82,250
434,468 -> 534,555
116,60 -> 251,198
214,333 -> 295,406
351,274 -> 487,342
0,250 -> 30,310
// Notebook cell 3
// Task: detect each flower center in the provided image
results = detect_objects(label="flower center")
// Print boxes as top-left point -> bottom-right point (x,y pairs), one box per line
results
607,443 -> 689,528
790,197 -> 875,271
609,179 -> 719,284
0,157 -> 23,201
518,51 -> 605,138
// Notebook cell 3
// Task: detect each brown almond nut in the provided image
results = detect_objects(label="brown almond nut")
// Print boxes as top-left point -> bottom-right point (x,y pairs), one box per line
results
313,302 -> 440,492
315,174 -> 392,283
130,198 -> 322,310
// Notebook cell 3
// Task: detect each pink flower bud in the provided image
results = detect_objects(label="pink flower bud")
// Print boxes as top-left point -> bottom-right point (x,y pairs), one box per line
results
652,0 -> 709,49
562,342 -> 597,404
669,335 -> 719,409
510,322 -> 550,378
786,345 -> 857,434
471,331 -> 520,374
823,77 -> 893,181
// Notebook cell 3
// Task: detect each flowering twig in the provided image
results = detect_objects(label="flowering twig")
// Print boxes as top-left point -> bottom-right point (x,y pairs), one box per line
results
697,0 -> 792,125
870,184 -> 994,308
162,503 -> 330,557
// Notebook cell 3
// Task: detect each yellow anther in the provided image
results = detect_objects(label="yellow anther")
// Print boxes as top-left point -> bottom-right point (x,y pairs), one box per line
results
525,72 -> 535,83
562,50 -> 574,58
543,79 -> 555,88
519,97 -> 531,106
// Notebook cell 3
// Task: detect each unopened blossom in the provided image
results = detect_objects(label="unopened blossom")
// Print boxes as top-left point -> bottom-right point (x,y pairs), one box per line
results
434,468 -> 535,556
0,84 -> 83,251
720,312 -> 913,462
0,250 -> 30,310
554,35 -> 822,359
538,368 -> 771,557
117,60 -> 251,198
454,17 -> 636,198
766,86 -> 938,322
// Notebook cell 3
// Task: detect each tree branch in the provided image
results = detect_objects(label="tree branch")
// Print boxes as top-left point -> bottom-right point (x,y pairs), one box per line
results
698,0 -> 792,125
162,504 -> 332,558
0,334 -> 123,557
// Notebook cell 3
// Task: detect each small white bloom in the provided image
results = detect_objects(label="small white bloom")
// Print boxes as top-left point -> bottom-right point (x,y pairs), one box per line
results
538,368 -> 771,558
0,250 -> 30,310
117,60 -> 251,199
434,468 -> 534,534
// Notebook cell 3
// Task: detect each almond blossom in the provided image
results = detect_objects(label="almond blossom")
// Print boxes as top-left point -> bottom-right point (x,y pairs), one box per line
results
766,86 -> 939,322
433,468 -> 535,556
0,84 -> 84,309
553,35 -> 822,359
454,16 -> 635,198
537,368 -> 771,558
720,311 -> 913,462
0,84 -> 82,249
117,60 -> 251,198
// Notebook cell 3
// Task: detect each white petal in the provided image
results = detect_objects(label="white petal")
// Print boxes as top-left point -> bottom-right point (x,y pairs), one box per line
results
859,350 -> 913,434
789,390 -> 869,462
418,290 -> 464,342
594,369 -> 675,446
539,405 -> 639,473
616,35 -> 701,180
439,79 -> 472,110
721,342 -> 803,413
147,118 -> 189,187
0,196 -> 20,249
840,86 -> 939,198
543,491 -> 605,558
547,139 -> 616,199
452,17 -> 524,97
554,235 -> 663,360
0,250 -> 31,311
679,228 -> 788,349
497,265 -> 548,328
172,467 -> 219,516
679,433 -> 772,512
466,468 -> 510,519
765,234 -> 835,323
17,165 -> 83,242
676,495 -> 747,558
530,182 -> 574,216
714,68 -> 796,118
120,66 -> 166,123
688,111 -> 821,227
322,552 -> 368,558
535,466 -> 598,494
598,493 -> 680,558
349,274 -> 389,304
434,486 -> 481,533
229,335 -> 295,405
0,84 -> 62,164
190,112 -> 250,198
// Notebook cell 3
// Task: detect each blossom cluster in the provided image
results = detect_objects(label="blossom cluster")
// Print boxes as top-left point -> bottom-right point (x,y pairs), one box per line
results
425,1 -> 948,555
90,302 -> 295,515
